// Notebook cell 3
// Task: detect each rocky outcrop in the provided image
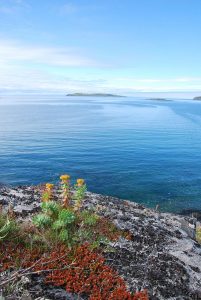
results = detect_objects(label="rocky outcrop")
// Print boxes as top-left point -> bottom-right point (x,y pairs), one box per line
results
0,185 -> 201,300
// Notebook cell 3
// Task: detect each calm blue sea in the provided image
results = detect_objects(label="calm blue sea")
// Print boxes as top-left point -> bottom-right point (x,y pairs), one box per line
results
0,95 -> 201,214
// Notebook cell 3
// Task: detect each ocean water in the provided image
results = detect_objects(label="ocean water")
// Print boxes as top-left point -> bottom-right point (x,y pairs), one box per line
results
0,95 -> 201,214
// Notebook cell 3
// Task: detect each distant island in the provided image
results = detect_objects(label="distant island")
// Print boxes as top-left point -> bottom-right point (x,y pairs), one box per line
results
193,96 -> 201,100
66,93 -> 125,97
148,98 -> 171,101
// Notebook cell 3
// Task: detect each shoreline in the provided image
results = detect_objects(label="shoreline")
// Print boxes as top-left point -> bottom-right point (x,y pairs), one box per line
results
1,182 -> 201,220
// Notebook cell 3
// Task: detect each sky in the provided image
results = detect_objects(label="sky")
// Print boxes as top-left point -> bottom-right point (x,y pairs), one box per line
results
0,0 -> 201,97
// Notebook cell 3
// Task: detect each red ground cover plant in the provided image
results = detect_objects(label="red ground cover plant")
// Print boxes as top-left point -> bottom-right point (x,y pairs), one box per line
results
0,242 -> 42,272
0,242 -> 148,300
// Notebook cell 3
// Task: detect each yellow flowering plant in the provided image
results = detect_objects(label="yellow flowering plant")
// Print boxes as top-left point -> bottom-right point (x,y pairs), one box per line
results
73,179 -> 87,211
42,183 -> 54,202
60,174 -> 71,207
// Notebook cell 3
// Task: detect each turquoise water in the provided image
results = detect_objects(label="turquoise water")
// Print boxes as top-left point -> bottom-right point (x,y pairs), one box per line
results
0,95 -> 201,213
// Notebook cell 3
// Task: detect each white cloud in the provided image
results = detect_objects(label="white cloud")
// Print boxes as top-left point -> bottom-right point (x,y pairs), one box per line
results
0,39 -> 100,92
0,67 -> 107,93
174,77 -> 201,83
0,39 -> 96,67
0,39 -> 201,94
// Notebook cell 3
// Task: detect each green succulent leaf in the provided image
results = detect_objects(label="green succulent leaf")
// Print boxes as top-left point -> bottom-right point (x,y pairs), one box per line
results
41,201 -> 60,216
58,209 -> 76,225
59,228 -> 69,242
32,214 -> 52,228
52,220 -> 65,230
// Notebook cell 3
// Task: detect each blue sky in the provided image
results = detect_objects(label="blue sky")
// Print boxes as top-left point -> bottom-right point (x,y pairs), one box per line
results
0,0 -> 201,96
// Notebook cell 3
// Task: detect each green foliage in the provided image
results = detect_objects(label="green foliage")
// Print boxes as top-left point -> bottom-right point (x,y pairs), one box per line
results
0,214 -> 19,242
73,184 -> 87,210
32,202 -> 77,245
74,184 -> 87,201
41,201 -> 60,217
59,228 -> 69,242
32,200 -> 115,248
30,176 -> 123,250
0,217 -> 12,240
80,210 -> 99,226
32,214 -> 52,228
52,220 -> 64,230
51,209 -> 76,245
58,209 -> 76,225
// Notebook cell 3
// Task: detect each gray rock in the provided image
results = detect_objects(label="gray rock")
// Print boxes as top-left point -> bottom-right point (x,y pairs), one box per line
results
0,186 -> 201,300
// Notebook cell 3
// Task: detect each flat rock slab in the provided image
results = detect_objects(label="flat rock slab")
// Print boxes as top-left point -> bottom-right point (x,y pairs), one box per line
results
0,186 -> 201,300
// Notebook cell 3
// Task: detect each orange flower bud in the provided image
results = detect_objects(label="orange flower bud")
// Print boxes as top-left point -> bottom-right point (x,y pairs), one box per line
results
46,183 -> 54,190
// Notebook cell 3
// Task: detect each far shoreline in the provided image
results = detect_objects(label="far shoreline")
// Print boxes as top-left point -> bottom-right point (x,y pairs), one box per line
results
66,93 -> 126,97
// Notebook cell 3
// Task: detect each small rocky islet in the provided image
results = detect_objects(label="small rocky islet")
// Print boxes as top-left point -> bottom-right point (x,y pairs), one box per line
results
0,185 -> 201,300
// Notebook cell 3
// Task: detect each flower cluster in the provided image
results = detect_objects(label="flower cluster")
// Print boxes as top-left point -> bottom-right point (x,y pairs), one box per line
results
76,178 -> 85,186
42,174 -> 87,211
60,174 -> 70,182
